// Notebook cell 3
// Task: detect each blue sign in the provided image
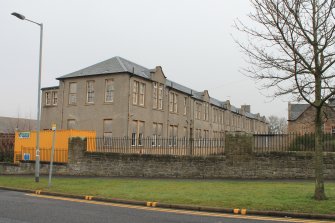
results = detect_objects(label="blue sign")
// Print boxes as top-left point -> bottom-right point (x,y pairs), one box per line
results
19,132 -> 30,139
23,153 -> 30,161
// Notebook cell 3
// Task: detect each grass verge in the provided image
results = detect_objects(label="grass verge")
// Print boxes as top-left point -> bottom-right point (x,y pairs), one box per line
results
0,175 -> 334,215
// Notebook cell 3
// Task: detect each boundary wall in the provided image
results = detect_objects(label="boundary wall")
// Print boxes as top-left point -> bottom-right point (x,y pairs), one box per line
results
1,136 -> 335,179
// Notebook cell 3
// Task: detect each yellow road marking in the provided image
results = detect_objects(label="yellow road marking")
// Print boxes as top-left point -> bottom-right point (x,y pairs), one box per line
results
233,208 -> 240,214
26,194 -> 329,223
85,196 -> 93,200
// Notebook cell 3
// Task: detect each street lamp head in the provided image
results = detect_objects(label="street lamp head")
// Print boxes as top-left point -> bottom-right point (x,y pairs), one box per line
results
11,12 -> 25,20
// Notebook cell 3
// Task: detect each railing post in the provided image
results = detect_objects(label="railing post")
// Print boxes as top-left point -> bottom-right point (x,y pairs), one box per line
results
189,138 -> 193,156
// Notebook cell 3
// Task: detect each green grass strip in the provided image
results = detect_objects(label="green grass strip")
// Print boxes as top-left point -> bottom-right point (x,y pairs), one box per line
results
0,176 -> 334,215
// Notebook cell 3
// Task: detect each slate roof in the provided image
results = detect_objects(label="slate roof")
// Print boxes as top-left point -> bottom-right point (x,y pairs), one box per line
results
192,91 -> 204,101
230,106 -> 239,114
210,98 -> 224,108
55,56 -> 267,123
57,56 -> 151,80
288,104 -> 310,121
245,112 -> 257,119
41,86 -> 59,90
166,80 -> 193,95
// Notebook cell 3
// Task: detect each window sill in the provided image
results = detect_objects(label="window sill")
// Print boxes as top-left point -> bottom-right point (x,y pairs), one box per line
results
153,108 -> 164,112
132,104 -> 145,108
85,103 -> 95,106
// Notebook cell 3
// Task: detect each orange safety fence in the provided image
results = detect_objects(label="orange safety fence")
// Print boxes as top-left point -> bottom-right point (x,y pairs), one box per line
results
20,147 -> 68,163
14,130 -> 96,163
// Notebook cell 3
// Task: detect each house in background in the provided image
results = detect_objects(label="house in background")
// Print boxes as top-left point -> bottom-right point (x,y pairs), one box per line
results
41,56 -> 268,141
0,117 -> 36,133
288,100 -> 335,134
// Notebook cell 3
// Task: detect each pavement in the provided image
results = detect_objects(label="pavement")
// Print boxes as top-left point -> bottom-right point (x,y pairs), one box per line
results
0,186 -> 334,222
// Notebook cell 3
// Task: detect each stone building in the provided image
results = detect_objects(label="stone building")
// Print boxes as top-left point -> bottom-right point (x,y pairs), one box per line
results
41,56 -> 268,140
288,100 -> 335,134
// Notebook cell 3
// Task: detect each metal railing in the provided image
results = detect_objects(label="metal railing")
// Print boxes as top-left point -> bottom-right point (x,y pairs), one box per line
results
87,137 -> 225,156
20,147 -> 68,163
253,133 -> 335,153
13,133 -> 335,162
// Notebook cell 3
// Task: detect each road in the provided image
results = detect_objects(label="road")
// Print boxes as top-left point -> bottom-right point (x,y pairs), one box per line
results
0,189 -> 326,223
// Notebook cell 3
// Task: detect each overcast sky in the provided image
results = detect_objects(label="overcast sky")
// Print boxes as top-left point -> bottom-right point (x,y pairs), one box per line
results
1,0 -> 290,120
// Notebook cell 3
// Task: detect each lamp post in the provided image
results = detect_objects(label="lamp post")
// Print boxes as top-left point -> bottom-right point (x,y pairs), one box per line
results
12,12 -> 43,183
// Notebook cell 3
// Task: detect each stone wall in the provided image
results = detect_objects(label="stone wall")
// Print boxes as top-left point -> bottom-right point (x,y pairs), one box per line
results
1,137 -> 335,179
0,162 -> 67,175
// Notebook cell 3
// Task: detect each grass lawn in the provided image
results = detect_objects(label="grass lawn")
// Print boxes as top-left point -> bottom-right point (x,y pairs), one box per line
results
0,175 -> 334,215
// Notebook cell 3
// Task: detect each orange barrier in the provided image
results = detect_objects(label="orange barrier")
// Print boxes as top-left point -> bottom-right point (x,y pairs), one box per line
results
14,130 -> 96,163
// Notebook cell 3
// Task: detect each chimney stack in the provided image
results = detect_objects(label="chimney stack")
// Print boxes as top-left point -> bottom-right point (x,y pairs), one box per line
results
241,105 -> 251,113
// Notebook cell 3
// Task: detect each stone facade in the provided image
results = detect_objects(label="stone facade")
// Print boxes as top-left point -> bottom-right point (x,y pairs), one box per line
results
41,57 -> 268,139
1,137 -> 334,179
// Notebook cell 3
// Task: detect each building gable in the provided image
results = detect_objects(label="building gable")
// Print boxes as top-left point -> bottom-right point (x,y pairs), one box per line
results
288,103 -> 310,121
150,66 -> 166,84
202,90 -> 210,102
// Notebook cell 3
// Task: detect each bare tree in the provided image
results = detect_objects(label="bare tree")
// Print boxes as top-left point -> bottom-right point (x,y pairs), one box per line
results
268,115 -> 288,134
236,0 -> 335,200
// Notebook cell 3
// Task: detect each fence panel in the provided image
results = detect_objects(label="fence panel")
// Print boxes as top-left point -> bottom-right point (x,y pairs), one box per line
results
0,133 -> 14,162
253,133 -> 335,153
87,137 -> 225,156
20,147 -> 68,163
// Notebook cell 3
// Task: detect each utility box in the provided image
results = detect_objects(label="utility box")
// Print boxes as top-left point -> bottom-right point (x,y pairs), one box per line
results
14,130 -> 96,164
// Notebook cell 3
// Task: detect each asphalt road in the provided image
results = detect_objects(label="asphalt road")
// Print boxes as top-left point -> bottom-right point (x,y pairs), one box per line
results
0,189 -> 325,223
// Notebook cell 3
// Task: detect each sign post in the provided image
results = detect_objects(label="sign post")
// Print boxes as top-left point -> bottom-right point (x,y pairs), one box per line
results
48,124 -> 56,187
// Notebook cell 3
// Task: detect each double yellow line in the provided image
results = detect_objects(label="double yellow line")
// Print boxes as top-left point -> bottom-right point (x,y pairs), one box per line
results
27,193 -> 328,223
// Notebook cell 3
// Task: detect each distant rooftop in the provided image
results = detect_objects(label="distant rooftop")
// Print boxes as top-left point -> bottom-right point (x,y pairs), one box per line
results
288,104 -> 310,121
0,116 -> 36,133
288,100 -> 335,121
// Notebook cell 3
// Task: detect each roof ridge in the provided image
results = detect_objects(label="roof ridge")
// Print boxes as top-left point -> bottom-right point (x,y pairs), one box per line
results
116,56 -> 150,71
115,56 -> 128,72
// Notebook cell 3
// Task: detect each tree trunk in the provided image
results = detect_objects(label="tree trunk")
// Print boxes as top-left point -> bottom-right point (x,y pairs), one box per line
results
314,107 -> 327,200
